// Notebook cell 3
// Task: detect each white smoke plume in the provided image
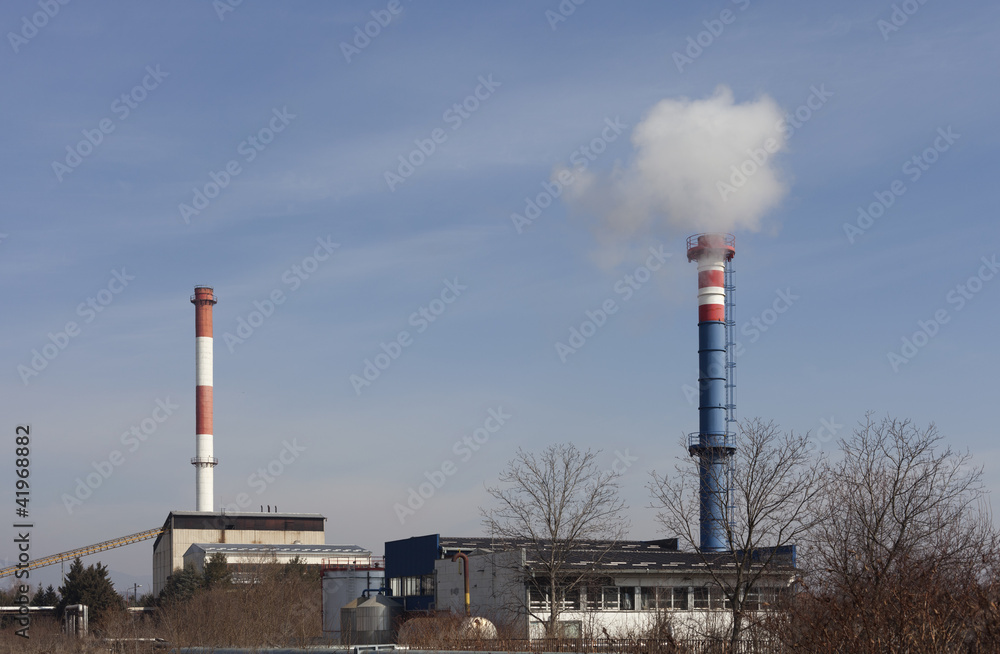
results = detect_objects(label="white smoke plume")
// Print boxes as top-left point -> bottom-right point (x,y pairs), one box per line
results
560,86 -> 788,240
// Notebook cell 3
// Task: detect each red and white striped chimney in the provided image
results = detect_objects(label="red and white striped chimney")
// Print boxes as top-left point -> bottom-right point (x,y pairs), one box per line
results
191,286 -> 218,512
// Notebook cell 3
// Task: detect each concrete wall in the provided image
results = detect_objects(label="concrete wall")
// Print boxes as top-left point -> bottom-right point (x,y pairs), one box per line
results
435,550 -> 525,631
526,608 -> 733,639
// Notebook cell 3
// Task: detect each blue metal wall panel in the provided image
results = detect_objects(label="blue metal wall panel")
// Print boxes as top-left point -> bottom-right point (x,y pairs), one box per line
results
385,534 -> 440,579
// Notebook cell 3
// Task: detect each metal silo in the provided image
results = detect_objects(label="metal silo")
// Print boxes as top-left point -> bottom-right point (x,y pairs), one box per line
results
340,594 -> 402,645
322,564 -> 385,639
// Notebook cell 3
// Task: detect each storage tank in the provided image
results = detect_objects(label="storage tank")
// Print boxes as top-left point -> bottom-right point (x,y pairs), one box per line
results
322,565 -> 385,639
340,594 -> 402,645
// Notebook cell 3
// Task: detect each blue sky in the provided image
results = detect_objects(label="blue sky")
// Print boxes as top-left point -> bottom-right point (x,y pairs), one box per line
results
3,1 -> 998,592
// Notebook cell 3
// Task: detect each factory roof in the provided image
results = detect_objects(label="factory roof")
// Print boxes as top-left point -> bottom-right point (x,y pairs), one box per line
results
185,543 -> 369,556
153,510 -> 327,549
437,536 -> 795,573
167,510 -> 326,519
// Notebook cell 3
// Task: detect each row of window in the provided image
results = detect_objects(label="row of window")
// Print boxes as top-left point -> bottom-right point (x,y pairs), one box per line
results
390,575 -> 435,597
390,572 -> 782,611
528,585 -> 781,612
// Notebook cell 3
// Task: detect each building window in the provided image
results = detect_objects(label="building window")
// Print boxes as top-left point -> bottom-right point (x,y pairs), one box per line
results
584,587 -> 599,611
561,589 -> 581,610
584,586 -> 619,611
529,586 -> 581,611
390,575 -> 430,597
557,620 -> 581,638
672,587 -> 689,610
619,587 -> 635,610
693,585 -> 731,610
688,585 -> 781,611
741,586 -> 780,611
640,587 -> 689,610
529,586 -> 546,611
585,586 -> 649,611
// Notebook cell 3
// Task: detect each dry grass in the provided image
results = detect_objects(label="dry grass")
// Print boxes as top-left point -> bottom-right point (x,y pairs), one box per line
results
0,617 -> 90,654
0,562 -> 321,653
397,613 -> 513,649
158,563 -> 320,649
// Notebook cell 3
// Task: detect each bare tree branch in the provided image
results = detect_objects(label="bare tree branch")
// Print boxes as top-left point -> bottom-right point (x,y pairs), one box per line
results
482,443 -> 629,637
778,414 -> 999,651
649,417 -> 827,648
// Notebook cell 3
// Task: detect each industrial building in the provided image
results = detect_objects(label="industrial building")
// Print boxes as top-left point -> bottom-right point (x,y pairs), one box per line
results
154,288 -> 354,595
384,534 -> 794,638
152,510 -> 327,594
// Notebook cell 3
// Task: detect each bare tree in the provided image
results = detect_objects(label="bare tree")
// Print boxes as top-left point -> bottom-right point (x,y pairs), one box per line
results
649,418 -> 826,649
783,414 -> 999,652
482,443 -> 629,638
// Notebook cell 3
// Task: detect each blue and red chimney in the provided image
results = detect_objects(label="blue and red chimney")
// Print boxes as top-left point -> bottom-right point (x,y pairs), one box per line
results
686,234 -> 736,553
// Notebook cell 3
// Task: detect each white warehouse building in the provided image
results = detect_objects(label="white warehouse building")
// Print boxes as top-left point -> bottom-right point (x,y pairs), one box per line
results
386,535 -> 794,640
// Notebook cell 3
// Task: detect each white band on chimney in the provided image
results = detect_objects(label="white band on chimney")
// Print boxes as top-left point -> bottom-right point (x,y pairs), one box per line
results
196,433 -> 214,458
698,287 -> 726,305
196,467 -> 213,513
195,337 -> 213,387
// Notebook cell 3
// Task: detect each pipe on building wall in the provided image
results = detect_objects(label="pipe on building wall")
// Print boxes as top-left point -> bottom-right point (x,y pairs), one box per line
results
451,552 -> 470,616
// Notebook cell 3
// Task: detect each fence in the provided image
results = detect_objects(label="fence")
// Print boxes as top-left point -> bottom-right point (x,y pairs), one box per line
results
435,637 -> 775,654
